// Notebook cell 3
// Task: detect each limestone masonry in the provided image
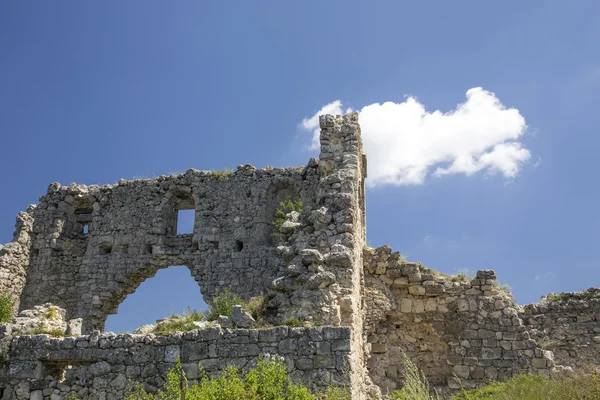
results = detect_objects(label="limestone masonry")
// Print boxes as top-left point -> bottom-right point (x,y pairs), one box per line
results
0,113 -> 597,399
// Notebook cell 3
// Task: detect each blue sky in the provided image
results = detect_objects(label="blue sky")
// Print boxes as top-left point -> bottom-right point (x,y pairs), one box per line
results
1,1 -> 599,333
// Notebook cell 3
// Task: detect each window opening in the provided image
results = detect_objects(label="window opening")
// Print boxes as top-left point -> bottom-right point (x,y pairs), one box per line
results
236,240 -> 244,251
177,209 -> 195,235
104,266 -> 207,333
82,224 -> 89,234
99,243 -> 112,255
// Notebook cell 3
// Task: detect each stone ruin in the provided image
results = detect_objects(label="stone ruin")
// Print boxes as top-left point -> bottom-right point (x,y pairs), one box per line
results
0,112 -> 598,399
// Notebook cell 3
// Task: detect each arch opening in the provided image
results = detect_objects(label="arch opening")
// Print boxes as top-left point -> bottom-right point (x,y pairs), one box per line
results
103,266 -> 207,333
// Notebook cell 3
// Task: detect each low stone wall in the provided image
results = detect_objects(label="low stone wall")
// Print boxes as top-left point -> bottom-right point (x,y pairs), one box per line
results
519,289 -> 600,371
0,326 -> 353,400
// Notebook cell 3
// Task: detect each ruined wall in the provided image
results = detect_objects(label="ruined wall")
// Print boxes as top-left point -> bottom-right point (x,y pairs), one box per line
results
0,325 -> 353,400
519,289 -> 600,371
363,245 -> 561,396
268,114 -> 373,397
0,112 -> 374,398
0,208 -> 35,313
16,165 -> 321,333
2,112 -> 599,399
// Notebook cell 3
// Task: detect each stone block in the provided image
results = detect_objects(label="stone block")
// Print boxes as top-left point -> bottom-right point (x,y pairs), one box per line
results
165,345 -> 180,363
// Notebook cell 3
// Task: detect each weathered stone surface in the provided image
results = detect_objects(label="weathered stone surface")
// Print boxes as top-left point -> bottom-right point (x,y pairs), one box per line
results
0,327 -> 352,398
231,305 -> 255,328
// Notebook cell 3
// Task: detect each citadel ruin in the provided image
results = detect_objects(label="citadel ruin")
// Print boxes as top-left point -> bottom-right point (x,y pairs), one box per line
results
0,113 -> 598,399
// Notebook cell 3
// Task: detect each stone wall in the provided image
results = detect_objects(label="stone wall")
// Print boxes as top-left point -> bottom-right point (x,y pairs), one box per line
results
519,289 -> 600,371
15,165 -> 321,333
363,245 -> 561,396
0,208 -> 34,313
0,326 -> 353,400
1,112 -> 599,399
268,114 -> 373,398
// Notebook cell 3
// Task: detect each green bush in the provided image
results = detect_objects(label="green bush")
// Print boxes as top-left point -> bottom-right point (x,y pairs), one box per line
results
0,292 -> 13,323
272,200 -> 303,231
283,318 -> 303,328
203,287 -> 243,321
124,356 -> 351,400
451,373 -> 600,400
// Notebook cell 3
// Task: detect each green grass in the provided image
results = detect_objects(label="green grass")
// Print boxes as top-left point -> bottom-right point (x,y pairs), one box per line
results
546,293 -> 566,302
152,308 -> 214,335
451,373 -> 600,400
210,169 -> 233,178
283,318 -> 303,328
124,356 -> 351,400
44,308 -> 60,321
0,292 -> 13,323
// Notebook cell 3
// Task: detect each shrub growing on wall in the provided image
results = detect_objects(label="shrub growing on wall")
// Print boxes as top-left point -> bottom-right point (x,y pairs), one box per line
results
124,356 -> 351,400
0,293 -> 13,323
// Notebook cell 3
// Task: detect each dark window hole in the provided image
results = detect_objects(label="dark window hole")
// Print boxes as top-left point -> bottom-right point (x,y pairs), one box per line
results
99,244 -> 112,255
146,244 -> 153,254
236,240 -> 244,251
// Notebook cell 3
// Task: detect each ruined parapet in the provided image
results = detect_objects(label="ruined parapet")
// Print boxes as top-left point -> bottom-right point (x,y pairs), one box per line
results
519,288 -> 600,371
363,245 -> 566,396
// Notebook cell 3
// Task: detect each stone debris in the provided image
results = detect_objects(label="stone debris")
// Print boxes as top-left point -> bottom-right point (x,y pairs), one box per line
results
231,305 -> 255,328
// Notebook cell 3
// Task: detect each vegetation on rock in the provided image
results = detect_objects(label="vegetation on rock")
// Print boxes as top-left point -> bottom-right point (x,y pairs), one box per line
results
124,356 -> 351,400
0,292 -> 13,323
152,308 -> 214,336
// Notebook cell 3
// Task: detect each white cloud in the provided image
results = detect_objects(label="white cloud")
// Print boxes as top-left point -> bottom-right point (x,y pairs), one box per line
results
300,88 -> 531,186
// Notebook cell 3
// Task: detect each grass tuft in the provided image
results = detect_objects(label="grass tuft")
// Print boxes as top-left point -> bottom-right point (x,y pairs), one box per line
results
389,350 -> 439,399
210,169 -> 233,178
283,318 -> 303,328
152,307 -> 213,335
546,293 -> 566,302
